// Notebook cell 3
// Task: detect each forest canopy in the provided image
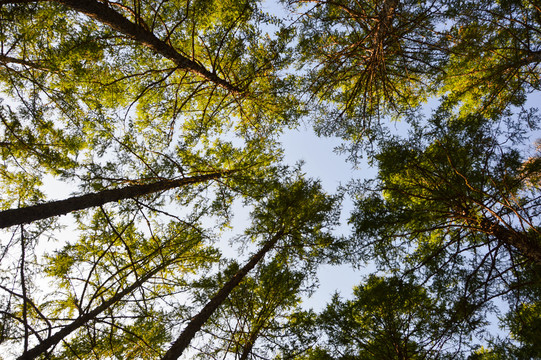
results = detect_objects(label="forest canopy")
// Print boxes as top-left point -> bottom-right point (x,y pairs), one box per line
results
0,0 -> 540,359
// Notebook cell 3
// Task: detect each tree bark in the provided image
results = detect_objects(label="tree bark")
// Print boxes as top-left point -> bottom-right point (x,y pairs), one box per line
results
0,172 -> 222,228
160,229 -> 285,360
479,218 -> 541,265
17,261 -> 170,360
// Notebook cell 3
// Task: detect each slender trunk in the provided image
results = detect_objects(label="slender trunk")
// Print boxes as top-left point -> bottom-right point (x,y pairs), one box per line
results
160,229 -> 285,360
376,0 -> 398,40
238,328 -> 260,360
20,227 -> 29,354
17,262 -> 170,360
51,0 -> 240,94
380,0 -> 398,28
479,218 -> 541,264
0,173 -> 222,228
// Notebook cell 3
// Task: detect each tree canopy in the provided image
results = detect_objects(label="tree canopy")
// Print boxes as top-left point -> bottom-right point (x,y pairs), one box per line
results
0,0 -> 540,359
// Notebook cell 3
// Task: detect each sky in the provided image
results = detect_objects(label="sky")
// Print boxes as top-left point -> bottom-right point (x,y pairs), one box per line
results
279,127 -> 375,309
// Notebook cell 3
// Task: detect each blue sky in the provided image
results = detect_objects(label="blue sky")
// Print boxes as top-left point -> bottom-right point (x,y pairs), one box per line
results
279,126 -> 375,309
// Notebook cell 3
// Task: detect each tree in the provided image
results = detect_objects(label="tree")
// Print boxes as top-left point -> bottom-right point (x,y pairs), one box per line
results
189,260 -> 305,360
0,132 -> 281,358
283,275 -> 478,360
0,0 -> 295,133
288,0 -> 445,144
1,0 -> 541,358
441,0 -> 541,117
468,261 -> 541,360
0,174 -> 340,359
1,207 -> 219,360
350,109 -> 541,265
161,176 -> 340,360
0,2 -> 300,358
348,108 -> 541,355
0,0 -> 295,212
286,0 -> 541,152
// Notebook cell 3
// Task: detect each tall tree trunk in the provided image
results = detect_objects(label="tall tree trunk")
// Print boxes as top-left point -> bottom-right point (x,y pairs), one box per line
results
0,172 -> 223,228
160,229 -> 285,360
17,261 -> 172,360
51,0 -> 241,94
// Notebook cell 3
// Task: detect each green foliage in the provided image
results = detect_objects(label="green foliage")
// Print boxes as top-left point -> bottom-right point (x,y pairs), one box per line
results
0,0 -> 295,207
441,0 -> 541,117
285,0 -> 541,153
34,209 -> 220,359
348,110 -> 541,357
280,275 -> 474,359
350,109 -> 539,267
1,0 -> 541,358
245,175 -> 342,271
191,259 -> 305,359
290,0 -> 443,143
47,309 -> 172,360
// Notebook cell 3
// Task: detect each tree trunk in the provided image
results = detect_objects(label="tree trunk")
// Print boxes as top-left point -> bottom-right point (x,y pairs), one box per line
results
0,173 -> 222,228
238,328 -> 260,360
160,229 -> 285,360
479,218 -> 541,264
